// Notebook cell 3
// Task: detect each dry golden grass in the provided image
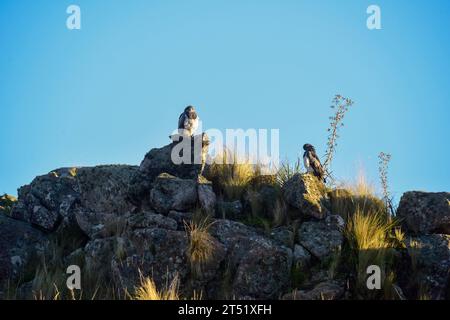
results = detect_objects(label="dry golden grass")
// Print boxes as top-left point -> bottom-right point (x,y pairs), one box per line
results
134,274 -> 180,300
185,217 -> 216,275
207,151 -> 257,200
330,172 -> 388,222
345,207 -> 400,299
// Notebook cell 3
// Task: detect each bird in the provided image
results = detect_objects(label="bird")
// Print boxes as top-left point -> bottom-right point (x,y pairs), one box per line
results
178,105 -> 199,137
303,143 -> 325,182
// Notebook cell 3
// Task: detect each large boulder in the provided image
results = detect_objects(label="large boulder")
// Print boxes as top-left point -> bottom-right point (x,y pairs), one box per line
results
397,191 -> 450,235
129,134 -> 210,209
110,227 -> 210,296
149,173 -> 198,214
232,237 -> 293,299
11,165 -> 138,237
210,220 -> 293,299
282,173 -> 329,219
0,215 -> 48,298
297,215 -> 344,261
406,234 -> 450,300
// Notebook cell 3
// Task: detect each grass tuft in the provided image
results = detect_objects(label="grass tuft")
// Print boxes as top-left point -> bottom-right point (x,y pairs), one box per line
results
185,217 -> 216,276
134,273 -> 180,300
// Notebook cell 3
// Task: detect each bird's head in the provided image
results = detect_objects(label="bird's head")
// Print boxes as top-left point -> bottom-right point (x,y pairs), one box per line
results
303,144 -> 315,152
184,105 -> 197,119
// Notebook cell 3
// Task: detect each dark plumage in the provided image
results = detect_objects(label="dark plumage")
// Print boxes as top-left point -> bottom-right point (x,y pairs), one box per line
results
178,105 -> 199,136
303,143 -> 325,182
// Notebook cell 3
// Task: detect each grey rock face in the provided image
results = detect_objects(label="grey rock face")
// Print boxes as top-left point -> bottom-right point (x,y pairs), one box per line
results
270,226 -> 294,248
282,173 -> 329,219
232,237 -> 293,299
11,165 -> 138,236
216,200 -> 243,219
297,215 -> 344,261
0,215 -> 48,297
397,191 -> 450,235
128,211 -> 178,231
129,134 -> 210,209
210,220 -> 293,299
168,211 -> 193,230
149,173 -> 198,214
293,244 -> 312,269
111,228 -> 191,294
197,176 -> 216,214
406,234 -> 450,300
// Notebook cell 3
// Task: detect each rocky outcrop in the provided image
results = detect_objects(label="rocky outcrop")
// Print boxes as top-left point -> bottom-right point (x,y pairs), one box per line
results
11,165 -> 138,236
297,215 -> 344,261
397,192 -> 450,235
283,173 -> 329,219
3,138 -> 450,301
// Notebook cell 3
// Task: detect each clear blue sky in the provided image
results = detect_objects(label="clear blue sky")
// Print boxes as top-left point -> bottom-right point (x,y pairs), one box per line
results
1,0 -> 449,202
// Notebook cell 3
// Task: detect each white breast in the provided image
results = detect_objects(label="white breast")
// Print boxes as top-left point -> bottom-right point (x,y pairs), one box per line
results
303,155 -> 313,173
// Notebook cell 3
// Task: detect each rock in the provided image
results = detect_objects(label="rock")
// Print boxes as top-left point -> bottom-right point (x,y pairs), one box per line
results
270,226 -> 294,248
210,220 -> 292,299
149,173 -> 198,214
282,173 -> 329,219
397,191 -> 450,235
406,234 -> 450,300
128,211 -> 178,231
293,244 -> 312,269
244,184 -> 280,220
232,237 -> 293,299
129,134 -> 210,209
111,228 -> 190,295
168,211 -> 193,230
209,219 -> 258,252
298,215 -> 344,261
0,215 -> 47,297
216,200 -> 243,219
0,194 -> 17,216
283,280 -> 344,300
11,165 -> 138,236
197,176 -> 217,214
83,237 -> 120,282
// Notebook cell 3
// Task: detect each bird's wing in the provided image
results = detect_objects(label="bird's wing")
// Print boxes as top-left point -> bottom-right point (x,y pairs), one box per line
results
178,113 -> 186,129
308,151 -> 325,178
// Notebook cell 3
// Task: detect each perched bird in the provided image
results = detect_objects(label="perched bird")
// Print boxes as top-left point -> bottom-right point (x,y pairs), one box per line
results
303,144 -> 325,182
178,105 -> 199,136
